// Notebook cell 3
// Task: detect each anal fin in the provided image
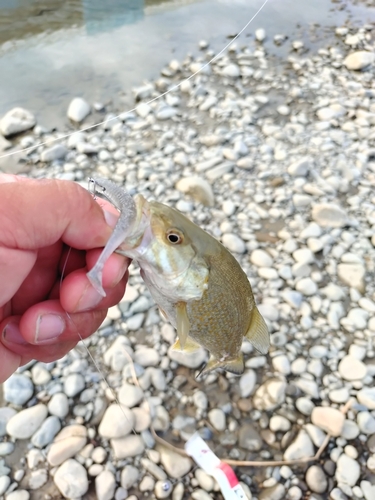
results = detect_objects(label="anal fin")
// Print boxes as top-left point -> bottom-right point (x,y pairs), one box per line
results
198,353 -> 244,377
176,301 -> 190,350
245,307 -> 270,354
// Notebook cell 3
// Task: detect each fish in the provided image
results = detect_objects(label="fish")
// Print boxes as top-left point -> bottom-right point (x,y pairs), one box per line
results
87,178 -> 270,375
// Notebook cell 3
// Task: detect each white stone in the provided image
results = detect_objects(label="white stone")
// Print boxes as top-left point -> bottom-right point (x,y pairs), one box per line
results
357,412 -> 375,434
67,97 -> 91,122
361,480 -> 375,500
255,28 -> 266,42
0,107 -> 36,136
6,491 -> 30,500
118,383 -> 143,408
6,404 -> 48,439
311,407 -> 345,437
98,405 -> 135,439
288,157 -> 311,177
312,203 -> 350,228
343,51 -> 375,71
47,425 -> 87,467
269,415 -> 291,432
168,345 -> 207,368
272,355 -> 291,375
29,469 -> 48,489
31,416 -> 61,448
48,393 -> 69,419
121,465 -> 139,489
253,379 -> 286,411
134,347 -> 160,367
111,435 -> 145,459
338,355 -> 367,381
158,446 -> 192,479
329,387 -> 350,404
208,409 -> 226,431
0,407 -> 16,436
357,388 -> 375,410
305,465 -> 327,494
54,459 -> 89,498
251,249 -> 273,267
64,373 -> 85,397
336,453 -> 360,486
284,430 -> 314,460
239,370 -> 257,398
0,475 -> 11,495
337,263 -> 365,293
31,364 -> 51,385
296,278 -> 317,296
222,64 -> 241,78
175,177 -> 214,207
96,470 -> 116,500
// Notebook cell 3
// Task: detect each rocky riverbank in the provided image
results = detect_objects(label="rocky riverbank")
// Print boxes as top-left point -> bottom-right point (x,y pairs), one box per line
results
0,21 -> 375,500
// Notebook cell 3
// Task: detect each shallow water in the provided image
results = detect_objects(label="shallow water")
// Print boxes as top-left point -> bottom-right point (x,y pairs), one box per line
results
0,0 -> 374,129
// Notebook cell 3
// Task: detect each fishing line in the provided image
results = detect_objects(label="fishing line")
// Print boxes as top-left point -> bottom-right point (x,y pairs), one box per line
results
60,246 -> 138,436
0,0 -> 269,161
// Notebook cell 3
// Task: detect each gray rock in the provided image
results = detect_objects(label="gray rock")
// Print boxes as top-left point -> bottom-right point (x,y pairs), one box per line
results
31,416 -> 61,448
3,374 -> 33,405
305,465 -> 327,493
0,107 -> 36,137
6,404 -> 48,439
41,144 -> 68,162
0,407 -> 17,436
67,97 -> 91,122
239,423 -> 262,451
54,459 -> 89,498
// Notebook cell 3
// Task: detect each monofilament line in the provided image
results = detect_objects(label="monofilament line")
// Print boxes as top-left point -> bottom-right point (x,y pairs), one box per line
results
0,0 -> 269,161
60,247 -> 137,435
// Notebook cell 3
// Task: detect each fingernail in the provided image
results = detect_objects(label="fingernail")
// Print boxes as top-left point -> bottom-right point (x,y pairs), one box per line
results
2,323 -> 28,345
111,258 -> 130,287
75,284 -> 103,312
103,209 -> 118,229
35,314 -> 65,343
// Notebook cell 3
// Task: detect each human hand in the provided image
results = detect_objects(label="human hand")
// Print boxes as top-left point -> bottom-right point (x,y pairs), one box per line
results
0,174 -> 129,382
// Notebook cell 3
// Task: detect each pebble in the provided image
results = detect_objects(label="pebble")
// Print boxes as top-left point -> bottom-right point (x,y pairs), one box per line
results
0,475 -> 10,495
311,407 -> 345,436
67,97 -> 91,122
96,470 -> 116,500
121,465 -> 139,489
337,263 -> 365,292
40,144 -> 68,162
343,51 -> 375,70
118,383 -> 144,407
336,453 -> 360,486
0,107 -> 36,136
29,469 -> 48,489
208,408 -> 226,431
222,234 -> 246,253
222,64 -> 241,78
6,491 -> 30,500
255,28 -> 266,42
168,344 -> 207,368
3,374 -> 34,406
155,480 -> 173,498
251,249 -> 273,267
6,404 -> 48,439
357,388 -> 375,410
31,415 -> 61,448
239,370 -> 257,398
64,373 -> 85,397
306,465 -> 328,493
358,412 -> 375,434
47,424 -> 87,466
0,407 -> 16,436
98,405 -> 135,438
338,355 -> 367,381
175,176 -> 214,206
48,393 -> 69,419
312,203 -> 349,228
158,446 -> 192,479
111,435 -> 145,459
284,430 -> 314,460
54,459 -> 89,498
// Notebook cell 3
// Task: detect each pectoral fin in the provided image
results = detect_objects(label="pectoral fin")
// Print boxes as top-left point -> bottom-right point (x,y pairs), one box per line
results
172,337 -> 201,353
245,307 -> 270,354
176,301 -> 190,350
198,353 -> 244,377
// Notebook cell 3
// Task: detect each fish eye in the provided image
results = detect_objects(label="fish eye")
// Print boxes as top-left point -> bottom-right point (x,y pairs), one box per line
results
166,229 -> 183,244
